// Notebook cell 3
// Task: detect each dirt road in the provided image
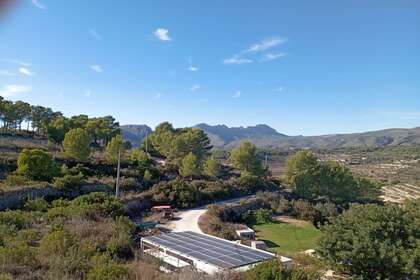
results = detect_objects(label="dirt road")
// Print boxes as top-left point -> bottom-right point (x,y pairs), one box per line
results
165,195 -> 255,233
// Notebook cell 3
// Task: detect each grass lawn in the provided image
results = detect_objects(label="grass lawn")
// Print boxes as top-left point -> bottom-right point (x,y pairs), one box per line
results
253,220 -> 321,255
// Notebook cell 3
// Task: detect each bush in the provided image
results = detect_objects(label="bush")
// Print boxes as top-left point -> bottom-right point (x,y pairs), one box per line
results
106,217 -> 135,260
246,259 -> 321,280
242,209 -> 272,225
4,174 -> 32,186
16,149 -> 59,181
87,264 -> 131,280
24,198 -> 49,212
0,243 -> 39,273
53,173 -> 84,191
39,229 -> 78,258
119,177 -> 139,191
70,192 -> 125,218
0,210 -> 29,230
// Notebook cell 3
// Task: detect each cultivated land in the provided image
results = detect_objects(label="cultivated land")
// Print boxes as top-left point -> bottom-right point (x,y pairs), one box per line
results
253,217 -> 321,255
266,146 -> 420,203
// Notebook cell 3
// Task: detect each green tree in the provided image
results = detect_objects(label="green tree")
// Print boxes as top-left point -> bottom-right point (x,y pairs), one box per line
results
230,141 -> 266,177
47,116 -> 71,145
317,201 -> 420,279
285,151 -> 379,203
148,122 -> 176,157
203,157 -> 221,178
16,149 -> 58,181
86,116 -> 120,147
105,134 -> 126,163
169,128 -> 212,164
129,148 -> 150,167
13,101 -> 31,131
63,128 -> 91,161
179,152 -> 201,178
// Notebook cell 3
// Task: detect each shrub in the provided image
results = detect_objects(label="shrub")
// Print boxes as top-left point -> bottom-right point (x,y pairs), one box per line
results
16,149 -> 59,181
53,173 -> 84,191
70,192 -> 125,218
0,210 -> 29,230
119,177 -> 139,191
87,264 -> 131,280
106,216 -> 135,260
24,198 -> 49,212
246,259 -> 321,280
4,174 -> 31,186
242,209 -> 272,225
39,229 -> 78,258
0,243 -> 39,273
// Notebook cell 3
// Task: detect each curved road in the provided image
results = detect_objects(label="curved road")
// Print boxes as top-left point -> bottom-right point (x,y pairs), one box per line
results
165,195 -> 255,233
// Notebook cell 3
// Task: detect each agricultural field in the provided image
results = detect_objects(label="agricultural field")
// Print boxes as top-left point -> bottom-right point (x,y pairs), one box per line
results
253,216 -> 321,255
266,146 -> 420,203
381,184 -> 420,204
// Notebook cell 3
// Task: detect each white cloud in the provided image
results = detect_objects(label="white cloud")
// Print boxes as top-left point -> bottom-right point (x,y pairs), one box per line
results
85,90 -> 92,98
260,52 -> 288,62
1,59 -> 31,67
0,70 -> 16,76
89,29 -> 102,40
223,37 -> 287,65
154,93 -> 161,99
188,66 -> 199,72
31,0 -> 47,10
89,65 -> 103,73
154,28 -> 171,42
232,91 -> 241,98
190,85 -> 201,92
223,56 -> 253,65
19,67 -> 34,76
246,38 -> 287,53
0,84 -> 31,97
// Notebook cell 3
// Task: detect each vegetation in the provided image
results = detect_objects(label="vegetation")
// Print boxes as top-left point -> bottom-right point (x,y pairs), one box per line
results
63,128 -> 91,161
203,157 -> 221,178
285,150 -> 380,203
179,152 -> 201,178
317,199 -> 420,279
16,149 -> 58,181
254,222 -> 321,255
230,141 -> 266,177
0,193 -> 135,280
246,259 -> 321,280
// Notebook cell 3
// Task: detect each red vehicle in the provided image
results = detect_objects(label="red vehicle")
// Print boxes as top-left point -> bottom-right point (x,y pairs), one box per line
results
151,205 -> 174,219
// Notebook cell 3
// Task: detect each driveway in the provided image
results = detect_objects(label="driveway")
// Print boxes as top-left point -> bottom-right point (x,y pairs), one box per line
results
165,195 -> 255,233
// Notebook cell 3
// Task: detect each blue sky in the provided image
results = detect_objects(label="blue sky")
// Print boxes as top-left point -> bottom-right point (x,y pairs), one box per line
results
0,0 -> 419,135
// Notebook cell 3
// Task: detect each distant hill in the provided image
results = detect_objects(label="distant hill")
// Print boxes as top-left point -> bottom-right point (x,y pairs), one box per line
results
120,125 -> 152,147
121,123 -> 420,150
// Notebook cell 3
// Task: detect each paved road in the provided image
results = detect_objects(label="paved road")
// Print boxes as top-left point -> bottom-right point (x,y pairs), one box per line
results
165,195 -> 255,233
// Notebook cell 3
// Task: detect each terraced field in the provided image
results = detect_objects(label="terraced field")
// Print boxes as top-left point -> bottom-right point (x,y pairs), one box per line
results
381,184 -> 420,204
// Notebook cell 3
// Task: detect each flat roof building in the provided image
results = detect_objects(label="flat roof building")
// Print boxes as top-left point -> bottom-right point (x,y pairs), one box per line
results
141,231 -> 292,274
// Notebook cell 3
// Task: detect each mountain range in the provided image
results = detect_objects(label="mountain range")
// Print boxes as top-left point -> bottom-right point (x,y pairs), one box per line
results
121,124 -> 420,150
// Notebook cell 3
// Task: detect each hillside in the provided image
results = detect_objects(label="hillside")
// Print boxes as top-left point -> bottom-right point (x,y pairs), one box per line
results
122,124 -> 420,149
120,124 -> 152,147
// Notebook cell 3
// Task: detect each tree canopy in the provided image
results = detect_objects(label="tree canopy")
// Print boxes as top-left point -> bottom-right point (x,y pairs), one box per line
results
317,200 -> 420,279
285,151 -> 379,203
229,141 -> 266,177
105,134 -> 127,163
179,152 -> 201,178
148,122 -> 212,165
63,128 -> 91,161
